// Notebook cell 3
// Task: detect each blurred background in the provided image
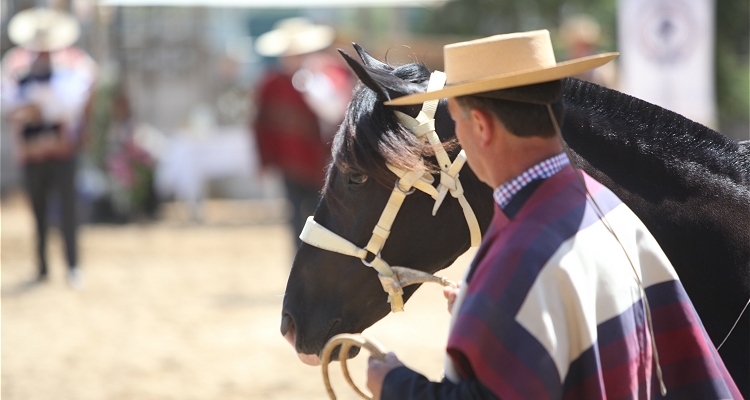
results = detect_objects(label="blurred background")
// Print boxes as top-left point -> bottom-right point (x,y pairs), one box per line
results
1,0 -> 748,399
1,0 -> 748,213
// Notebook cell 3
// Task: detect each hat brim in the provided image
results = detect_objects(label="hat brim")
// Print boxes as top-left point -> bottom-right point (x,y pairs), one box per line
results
8,8 -> 80,52
385,52 -> 618,106
255,25 -> 334,57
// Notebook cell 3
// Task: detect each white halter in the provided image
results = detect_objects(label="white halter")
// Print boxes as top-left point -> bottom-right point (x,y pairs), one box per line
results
299,71 -> 482,312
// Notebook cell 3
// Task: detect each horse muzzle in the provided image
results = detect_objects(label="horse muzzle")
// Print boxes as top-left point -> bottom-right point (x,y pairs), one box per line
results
281,313 -> 322,366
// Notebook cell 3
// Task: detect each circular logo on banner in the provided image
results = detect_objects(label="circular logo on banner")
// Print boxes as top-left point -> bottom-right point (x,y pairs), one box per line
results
637,0 -> 698,65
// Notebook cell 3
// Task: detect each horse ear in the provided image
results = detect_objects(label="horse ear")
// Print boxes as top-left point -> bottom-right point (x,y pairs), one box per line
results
338,49 -> 424,102
338,48 -> 391,100
352,43 -> 391,71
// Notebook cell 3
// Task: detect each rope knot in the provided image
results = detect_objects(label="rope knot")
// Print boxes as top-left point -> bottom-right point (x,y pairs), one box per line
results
412,119 -> 436,138
439,171 -> 458,192
378,273 -> 404,312
378,274 -> 404,298
449,178 -> 465,198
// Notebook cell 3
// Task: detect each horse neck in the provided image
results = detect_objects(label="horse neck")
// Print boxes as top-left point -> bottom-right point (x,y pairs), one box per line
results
560,78 -> 750,198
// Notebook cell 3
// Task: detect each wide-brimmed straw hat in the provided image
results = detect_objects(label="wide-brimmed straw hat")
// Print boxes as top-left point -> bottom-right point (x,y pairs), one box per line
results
255,18 -> 335,58
386,29 -> 617,106
8,8 -> 81,52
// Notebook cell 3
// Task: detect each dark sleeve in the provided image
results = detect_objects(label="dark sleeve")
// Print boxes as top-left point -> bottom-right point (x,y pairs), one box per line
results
380,366 -> 500,400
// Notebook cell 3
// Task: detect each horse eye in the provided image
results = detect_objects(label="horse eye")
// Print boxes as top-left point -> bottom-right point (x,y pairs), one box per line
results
348,173 -> 368,185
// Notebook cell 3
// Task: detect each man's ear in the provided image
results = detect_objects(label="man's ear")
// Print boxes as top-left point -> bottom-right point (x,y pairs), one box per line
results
470,108 -> 495,147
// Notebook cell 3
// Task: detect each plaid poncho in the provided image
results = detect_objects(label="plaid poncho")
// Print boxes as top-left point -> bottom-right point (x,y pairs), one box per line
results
445,166 -> 741,399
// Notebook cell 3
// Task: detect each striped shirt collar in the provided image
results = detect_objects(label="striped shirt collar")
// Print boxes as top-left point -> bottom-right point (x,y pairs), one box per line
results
493,153 -> 570,209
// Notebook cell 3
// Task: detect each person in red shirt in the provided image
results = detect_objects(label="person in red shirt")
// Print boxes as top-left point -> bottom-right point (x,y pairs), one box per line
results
253,18 -> 351,249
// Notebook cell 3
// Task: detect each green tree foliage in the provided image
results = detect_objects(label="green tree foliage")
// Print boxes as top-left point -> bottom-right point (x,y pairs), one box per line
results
716,0 -> 749,123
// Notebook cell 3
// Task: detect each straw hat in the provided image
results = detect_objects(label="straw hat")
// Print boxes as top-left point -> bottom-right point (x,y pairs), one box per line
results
255,18 -> 335,58
386,29 -> 617,106
8,8 -> 81,52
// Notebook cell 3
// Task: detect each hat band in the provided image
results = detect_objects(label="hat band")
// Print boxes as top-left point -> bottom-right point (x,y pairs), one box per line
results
471,80 -> 564,105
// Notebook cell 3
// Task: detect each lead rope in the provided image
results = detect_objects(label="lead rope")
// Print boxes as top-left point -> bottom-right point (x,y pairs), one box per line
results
547,105 -> 668,396
322,333 -> 387,400
716,296 -> 750,351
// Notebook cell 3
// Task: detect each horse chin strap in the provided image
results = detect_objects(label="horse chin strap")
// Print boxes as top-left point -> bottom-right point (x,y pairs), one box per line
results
299,71 -> 480,313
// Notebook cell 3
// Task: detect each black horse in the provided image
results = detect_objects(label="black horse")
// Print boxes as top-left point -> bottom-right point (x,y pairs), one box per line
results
281,45 -> 750,395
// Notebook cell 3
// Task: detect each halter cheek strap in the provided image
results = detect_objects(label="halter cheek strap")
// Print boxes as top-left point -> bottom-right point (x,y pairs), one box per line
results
393,71 -> 481,246
299,71 -> 480,313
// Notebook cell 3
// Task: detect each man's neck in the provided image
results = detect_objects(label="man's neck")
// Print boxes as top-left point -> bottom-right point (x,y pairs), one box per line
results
486,134 -> 563,188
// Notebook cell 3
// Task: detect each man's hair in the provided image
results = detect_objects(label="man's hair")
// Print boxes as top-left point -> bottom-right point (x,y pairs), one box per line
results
455,80 -> 566,138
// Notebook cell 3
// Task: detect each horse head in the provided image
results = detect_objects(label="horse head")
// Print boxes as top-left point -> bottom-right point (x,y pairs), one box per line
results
280,44 -> 493,365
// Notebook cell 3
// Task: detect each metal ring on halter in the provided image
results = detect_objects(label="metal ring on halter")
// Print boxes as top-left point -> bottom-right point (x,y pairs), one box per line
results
360,252 -> 381,267
393,179 -> 416,195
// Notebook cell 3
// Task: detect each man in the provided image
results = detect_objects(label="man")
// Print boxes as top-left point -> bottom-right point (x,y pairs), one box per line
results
366,30 -> 741,399
2,8 -> 96,288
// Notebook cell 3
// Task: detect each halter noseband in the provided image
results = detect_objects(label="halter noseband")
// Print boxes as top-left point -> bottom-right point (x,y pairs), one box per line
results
299,71 -> 481,312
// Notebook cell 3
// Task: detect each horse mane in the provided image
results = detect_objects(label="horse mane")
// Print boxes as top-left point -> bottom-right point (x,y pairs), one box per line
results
562,78 -> 750,202
325,61 -> 458,196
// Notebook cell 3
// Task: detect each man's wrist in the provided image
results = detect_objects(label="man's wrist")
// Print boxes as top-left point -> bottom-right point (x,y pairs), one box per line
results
380,365 -> 419,399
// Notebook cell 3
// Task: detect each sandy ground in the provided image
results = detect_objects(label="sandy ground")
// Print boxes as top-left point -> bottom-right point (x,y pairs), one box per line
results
1,192 -> 475,400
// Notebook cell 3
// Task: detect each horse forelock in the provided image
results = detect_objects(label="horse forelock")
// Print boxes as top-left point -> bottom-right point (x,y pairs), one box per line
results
323,62 -> 457,204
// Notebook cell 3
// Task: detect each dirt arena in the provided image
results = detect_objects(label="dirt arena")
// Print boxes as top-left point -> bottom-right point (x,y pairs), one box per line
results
1,192 -> 475,400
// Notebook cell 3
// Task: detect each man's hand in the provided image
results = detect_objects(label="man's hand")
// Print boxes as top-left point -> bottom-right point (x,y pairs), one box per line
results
367,352 -> 404,400
443,284 -> 461,314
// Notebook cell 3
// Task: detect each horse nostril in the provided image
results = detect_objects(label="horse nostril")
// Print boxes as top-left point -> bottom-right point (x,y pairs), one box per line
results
280,313 -> 295,336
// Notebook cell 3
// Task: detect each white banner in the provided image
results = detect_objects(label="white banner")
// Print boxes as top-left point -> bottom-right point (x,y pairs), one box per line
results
618,0 -> 717,128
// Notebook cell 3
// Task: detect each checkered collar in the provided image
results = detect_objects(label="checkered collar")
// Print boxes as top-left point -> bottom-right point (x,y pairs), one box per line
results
493,153 -> 570,209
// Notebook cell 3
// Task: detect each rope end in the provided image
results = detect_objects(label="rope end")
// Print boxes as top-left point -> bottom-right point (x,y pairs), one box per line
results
389,295 -> 405,312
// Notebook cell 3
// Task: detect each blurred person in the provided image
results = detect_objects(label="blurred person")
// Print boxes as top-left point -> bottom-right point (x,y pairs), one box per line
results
252,18 -> 352,249
1,8 -> 98,288
559,14 -> 618,88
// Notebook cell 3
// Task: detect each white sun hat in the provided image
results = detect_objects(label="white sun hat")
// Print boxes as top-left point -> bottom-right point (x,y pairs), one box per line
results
255,18 -> 335,58
8,7 -> 81,52
386,29 -> 617,106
